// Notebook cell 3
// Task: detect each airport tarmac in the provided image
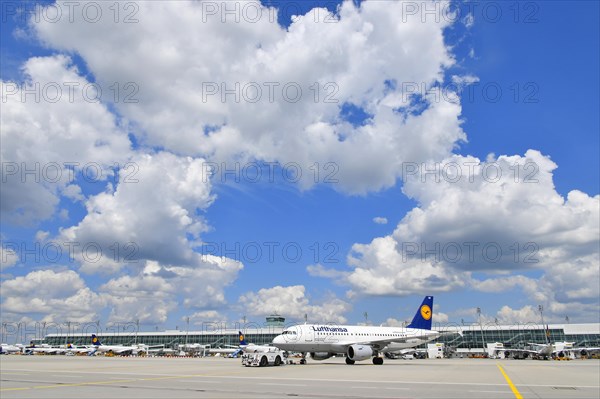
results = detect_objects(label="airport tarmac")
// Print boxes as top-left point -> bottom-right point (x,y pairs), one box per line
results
1,356 -> 599,399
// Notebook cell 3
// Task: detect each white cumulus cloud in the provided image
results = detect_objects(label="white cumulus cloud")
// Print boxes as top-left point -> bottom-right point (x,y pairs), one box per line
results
373,216 -> 388,225
315,151 -> 599,321
239,285 -> 351,324
1,269 -> 104,323
58,151 -> 215,272
31,0 -> 465,194
1,55 -> 131,225
100,258 -> 242,324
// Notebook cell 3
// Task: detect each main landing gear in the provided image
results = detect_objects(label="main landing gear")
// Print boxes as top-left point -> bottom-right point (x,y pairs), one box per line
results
372,356 -> 384,365
344,356 -> 383,365
300,353 -> 307,364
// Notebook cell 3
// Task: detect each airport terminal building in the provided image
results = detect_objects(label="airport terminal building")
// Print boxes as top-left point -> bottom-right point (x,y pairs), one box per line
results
40,316 -> 600,354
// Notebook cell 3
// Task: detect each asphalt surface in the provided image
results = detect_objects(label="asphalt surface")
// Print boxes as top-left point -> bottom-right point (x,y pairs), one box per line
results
1,356 -> 599,398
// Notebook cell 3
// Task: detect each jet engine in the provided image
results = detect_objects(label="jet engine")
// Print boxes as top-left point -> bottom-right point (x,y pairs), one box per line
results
309,352 -> 333,361
347,345 -> 373,361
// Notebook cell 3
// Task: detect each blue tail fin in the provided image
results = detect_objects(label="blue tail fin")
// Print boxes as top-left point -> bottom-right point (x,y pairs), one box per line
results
91,334 -> 102,346
238,331 -> 248,346
407,296 -> 434,330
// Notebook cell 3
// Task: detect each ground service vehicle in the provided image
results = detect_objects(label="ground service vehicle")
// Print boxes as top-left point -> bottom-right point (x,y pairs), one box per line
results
242,348 -> 286,367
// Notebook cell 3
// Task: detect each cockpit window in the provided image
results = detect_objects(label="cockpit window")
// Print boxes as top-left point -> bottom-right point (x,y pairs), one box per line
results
282,330 -> 297,335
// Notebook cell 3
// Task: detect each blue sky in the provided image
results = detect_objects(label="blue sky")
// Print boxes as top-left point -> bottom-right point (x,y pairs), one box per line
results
1,1 -> 598,336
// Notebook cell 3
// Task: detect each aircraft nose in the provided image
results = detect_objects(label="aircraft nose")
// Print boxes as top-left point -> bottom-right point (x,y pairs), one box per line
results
272,335 -> 284,345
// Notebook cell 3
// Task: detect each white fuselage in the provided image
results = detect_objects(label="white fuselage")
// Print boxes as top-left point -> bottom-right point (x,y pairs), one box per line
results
27,345 -> 66,354
93,344 -> 143,354
207,348 -> 237,355
242,344 -> 278,354
1,344 -> 23,354
272,324 -> 440,354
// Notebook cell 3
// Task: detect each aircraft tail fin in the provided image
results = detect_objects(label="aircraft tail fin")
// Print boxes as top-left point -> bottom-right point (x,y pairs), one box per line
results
91,334 -> 102,346
407,296 -> 434,330
238,331 -> 248,346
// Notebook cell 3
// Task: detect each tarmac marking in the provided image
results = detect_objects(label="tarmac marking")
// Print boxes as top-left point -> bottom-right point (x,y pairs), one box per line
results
0,387 -> 32,392
4,378 -> 142,392
259,383 -> 307,387
469,390 -> 512,393
3,370 -> 600,390
496,364 -> 523,399
0,370 -> 252,392
3,367 -> 599,396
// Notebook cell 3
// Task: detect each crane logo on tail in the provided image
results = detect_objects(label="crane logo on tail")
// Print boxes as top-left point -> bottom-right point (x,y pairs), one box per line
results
420,304 -> 432,320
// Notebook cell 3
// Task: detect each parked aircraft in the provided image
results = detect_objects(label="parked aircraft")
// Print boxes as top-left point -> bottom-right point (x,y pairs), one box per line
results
0,343 -> 23,354
492,341 -> 600,360
89,335 -> 146,356
272,296 -> 445,365
238,331 -> 279,355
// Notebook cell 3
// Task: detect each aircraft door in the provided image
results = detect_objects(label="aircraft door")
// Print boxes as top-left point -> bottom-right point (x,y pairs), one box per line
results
304,327 -> 313,342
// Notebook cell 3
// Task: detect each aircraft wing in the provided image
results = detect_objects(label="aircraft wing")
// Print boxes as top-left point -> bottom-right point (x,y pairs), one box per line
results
562,346 -> 600,354
353,336 -> 423,351
500,346 -> 553,358
33,347 -> 60,354
72,347 -> 93,354
502,348 -> 539,354
114,346 -> 137,354
208,347 -> 237,354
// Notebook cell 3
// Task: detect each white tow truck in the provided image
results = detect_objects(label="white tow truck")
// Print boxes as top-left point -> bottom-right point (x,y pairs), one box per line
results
241,347 -> 287,367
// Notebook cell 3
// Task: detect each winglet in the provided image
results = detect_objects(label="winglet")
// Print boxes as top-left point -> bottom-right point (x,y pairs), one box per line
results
407,296 -> 434,330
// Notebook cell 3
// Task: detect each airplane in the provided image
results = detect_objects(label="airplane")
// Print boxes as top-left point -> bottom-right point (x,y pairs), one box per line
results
176,343 -> 207,356
272,296 -> 446,365
206,332 -> 268,357
24,342 -> 67,355
492,341 -> 600,360
89,334 -> 146,356
207,346 -> 241,356
238,331 -> 280,356
0,343 -> 23,354
384,347 -> 427,359
151,347 -> 177,356
500,343 -> 554,360
64,342 -> 96,355
554,341 -> 600,358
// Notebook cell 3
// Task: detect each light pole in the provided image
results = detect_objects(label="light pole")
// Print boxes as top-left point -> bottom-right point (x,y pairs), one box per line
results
477,307 -> 485,355
185,317 -> 190,346
65,321 -> 71,346
539,305 -> 549,345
